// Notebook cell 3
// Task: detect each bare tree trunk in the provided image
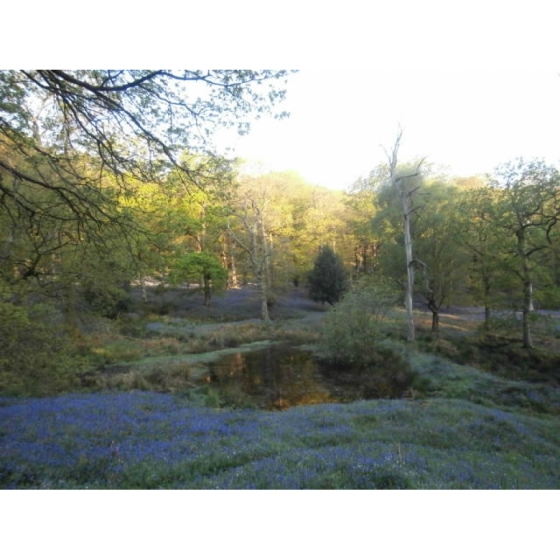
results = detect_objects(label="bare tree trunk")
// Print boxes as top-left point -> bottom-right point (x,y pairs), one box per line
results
139,275 -> 148,303
203,273 -> 211,306
385,129 -> 424,342
518,231 -> 533,348
228,213 -> 271,322
403,206 -> 416,341
522,276 -> 533,349
222,233 -> 239,289
482,274 -> 491,330
250,223 -> 270,321
431,310 -> 439,333
257,271 -> 270,322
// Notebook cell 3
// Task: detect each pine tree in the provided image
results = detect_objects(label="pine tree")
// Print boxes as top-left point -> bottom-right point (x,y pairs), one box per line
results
308,246 -> 348,305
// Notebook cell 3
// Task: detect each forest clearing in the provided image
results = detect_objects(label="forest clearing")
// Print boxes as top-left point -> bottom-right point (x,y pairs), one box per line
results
1,70 -> 560,490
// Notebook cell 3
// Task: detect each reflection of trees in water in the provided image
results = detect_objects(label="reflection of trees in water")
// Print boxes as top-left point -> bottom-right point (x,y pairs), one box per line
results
207,346 -> 412,410
209,347 -> 331,409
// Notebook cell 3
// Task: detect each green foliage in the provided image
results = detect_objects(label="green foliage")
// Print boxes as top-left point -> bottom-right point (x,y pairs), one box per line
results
320,278 -> 400,365
170,251 -> 228,305
0,295 -> 86,395
536,286 -> 560,309
83,284 -> 133,319
170,252 -> 227,286
308,246 -> 349,305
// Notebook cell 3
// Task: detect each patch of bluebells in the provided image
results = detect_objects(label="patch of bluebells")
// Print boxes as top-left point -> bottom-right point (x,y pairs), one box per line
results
1,392 -> 283,484
197,442 -> 422,489
1,392 -> 559,488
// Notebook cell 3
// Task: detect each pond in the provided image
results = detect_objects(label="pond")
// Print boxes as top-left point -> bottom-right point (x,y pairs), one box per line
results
202,345 -> 412,410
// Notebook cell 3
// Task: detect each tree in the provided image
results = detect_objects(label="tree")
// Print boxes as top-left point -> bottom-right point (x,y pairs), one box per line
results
1,70 -> 291,180
383,129 -> 425,341
170,252 -> 227,306
345,173 -> 383,276
457,179 -> 513,328
489,158 -> 560,348
226,176 -> 274,321
414,180 -> 470,332
308,245 -> 349,305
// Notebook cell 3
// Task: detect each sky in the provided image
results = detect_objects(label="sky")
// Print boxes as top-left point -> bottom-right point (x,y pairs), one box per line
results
204,1 -> 560,191
217,66 -> 560,190
7,2 -> 560,193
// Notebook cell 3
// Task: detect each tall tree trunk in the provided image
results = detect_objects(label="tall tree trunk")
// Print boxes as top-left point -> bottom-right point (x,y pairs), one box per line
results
203,273 -> 211,306
386,129 -> 423,342
403,207 -> 416,341
222,233 -> 239,289
482,273 -> 491,331
518,230 -> 533,348
522,277 -> 533,348
257,271 -> 270,322
139,274 -> 148,303
229,253 -> 238,288
426,295 -> 440,334
251,222 -> 270,322
431,310 -> 439,333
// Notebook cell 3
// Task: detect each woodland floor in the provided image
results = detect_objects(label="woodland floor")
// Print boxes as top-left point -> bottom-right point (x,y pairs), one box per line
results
2,284 -> 559,489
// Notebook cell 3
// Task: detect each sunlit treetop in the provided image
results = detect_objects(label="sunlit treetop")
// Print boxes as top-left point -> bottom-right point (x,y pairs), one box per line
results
1,70 -> 293,177
0,69 -> 295,230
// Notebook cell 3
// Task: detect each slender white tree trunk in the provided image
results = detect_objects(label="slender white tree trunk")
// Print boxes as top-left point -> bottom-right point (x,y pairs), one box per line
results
402,204 -> 416,341
385,129 -> 423,342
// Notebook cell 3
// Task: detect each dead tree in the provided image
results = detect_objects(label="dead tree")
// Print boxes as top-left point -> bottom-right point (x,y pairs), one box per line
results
384,129 -> 425,342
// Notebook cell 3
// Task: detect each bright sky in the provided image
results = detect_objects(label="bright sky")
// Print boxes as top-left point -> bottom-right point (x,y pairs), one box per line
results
7,1 -> 560,193
201,0 -> 560,190
219,66 -> 560,190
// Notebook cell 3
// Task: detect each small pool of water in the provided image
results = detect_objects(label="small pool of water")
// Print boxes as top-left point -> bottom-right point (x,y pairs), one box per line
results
203,345 -> 412,410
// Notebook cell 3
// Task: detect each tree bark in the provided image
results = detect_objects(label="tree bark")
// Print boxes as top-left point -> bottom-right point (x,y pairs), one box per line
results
385,129 -> 423,342
431,310 -> 439,333
522,278 -> 533,349
403,203 -> 416,341
517,230 -> 533,348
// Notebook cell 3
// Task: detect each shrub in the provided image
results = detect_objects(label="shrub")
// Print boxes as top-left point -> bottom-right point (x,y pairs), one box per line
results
319,278 -> 400,366
83,284 -> 133,319
0,300 -> 85,395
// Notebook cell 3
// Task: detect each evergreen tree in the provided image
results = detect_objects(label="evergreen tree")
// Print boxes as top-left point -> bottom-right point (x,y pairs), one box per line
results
308,246 -> 348,305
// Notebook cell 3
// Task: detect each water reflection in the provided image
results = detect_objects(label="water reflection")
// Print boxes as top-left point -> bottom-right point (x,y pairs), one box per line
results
206,345 -> 410,410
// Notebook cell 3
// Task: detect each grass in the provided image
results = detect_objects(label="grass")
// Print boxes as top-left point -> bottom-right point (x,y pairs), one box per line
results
1,289 -> 559,489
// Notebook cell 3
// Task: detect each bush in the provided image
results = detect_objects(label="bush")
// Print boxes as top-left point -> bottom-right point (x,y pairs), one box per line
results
0,300 -> 86,395
320,278 -> 400,366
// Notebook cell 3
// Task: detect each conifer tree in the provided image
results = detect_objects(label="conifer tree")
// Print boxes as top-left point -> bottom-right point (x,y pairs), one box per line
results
308,246 -> 348,305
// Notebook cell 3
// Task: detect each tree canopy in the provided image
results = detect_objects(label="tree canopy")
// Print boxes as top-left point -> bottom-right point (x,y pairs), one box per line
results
0,70 -> 292,235
0,70 -> 292,288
